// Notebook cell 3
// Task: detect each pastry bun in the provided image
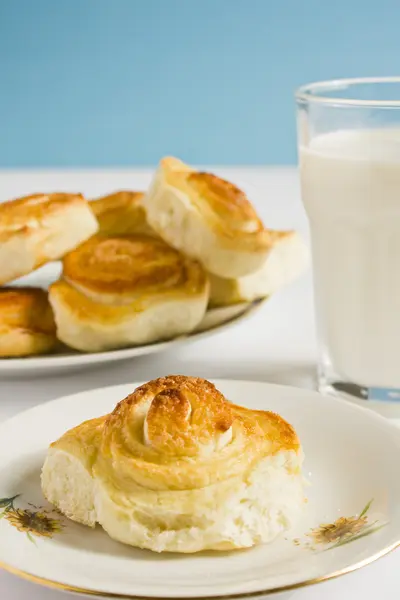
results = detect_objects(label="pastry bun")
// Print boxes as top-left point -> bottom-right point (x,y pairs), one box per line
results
42,375 -> 305,553
142,157 -> 272,278
0,192 -> 98,284
49,235 -> 209,352
209,230 -> 308,306
0,287 -> 57,357
90,190 -> 154,236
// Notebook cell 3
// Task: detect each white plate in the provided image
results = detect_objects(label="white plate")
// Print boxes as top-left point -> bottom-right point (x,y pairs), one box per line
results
1,264 -> 264,375
0,380 -> 399,599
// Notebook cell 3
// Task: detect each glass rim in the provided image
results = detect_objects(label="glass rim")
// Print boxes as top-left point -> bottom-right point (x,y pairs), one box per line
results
295,76 -> 400,107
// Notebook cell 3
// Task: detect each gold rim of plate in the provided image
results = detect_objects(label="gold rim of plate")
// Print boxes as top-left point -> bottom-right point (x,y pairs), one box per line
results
1,540 -> 399,599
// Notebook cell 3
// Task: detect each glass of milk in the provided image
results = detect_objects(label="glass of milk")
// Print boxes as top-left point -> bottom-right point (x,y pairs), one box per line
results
296,77 -> 400,402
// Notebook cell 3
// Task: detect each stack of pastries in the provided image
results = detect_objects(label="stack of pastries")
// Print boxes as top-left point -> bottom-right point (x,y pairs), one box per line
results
0,193 -> 98,356
0,158 -> 307,357
42,375 -> 306,553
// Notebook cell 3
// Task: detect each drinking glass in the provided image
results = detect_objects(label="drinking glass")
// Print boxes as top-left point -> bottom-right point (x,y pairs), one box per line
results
296,77 -> 400,402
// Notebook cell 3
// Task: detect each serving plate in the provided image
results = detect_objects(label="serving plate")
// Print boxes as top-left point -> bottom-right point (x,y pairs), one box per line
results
1,264 -> 263,375
0,379 -> 399,598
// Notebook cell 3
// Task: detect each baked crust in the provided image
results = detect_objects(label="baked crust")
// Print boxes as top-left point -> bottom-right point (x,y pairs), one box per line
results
0,287 -> 57,356
0,192 -> 98,284
91,191 -> 153,236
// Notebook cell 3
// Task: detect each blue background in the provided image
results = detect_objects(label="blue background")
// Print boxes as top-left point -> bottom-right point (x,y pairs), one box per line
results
0,0 -> 398,167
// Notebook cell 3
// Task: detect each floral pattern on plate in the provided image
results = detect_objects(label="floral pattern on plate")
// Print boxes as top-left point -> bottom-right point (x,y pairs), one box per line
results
293,499 -> 387,551
0,494 -> 64,543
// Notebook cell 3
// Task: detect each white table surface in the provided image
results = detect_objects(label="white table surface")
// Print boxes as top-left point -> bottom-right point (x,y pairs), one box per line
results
0,166 -> 398,599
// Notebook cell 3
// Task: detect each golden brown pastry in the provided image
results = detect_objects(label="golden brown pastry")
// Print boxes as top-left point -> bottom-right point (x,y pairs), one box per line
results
142,157 -> 272,278
41,375 -> 305,553
48,235 -> 209,352
0,287 -> 57,357
208,230 -> 309,306
90,190 -> 154,236
0,192 -> 98,285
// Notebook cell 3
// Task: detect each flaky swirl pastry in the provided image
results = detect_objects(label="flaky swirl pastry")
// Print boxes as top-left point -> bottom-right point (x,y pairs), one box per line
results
0,193 -> 84,242
0,287 -> 57,357
98,376 -> 299,490
48,235 -> 209,351
42,376 -> 305,553
208,230 -> 309,307
143,157 -> 273,277
62,234 -> 201,300
0,192 -> 98,284
90,190 -> 154,236
182,171 -> 266,240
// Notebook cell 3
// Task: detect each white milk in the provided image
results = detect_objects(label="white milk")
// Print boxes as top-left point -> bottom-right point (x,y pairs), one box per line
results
300,129 -> 400,388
